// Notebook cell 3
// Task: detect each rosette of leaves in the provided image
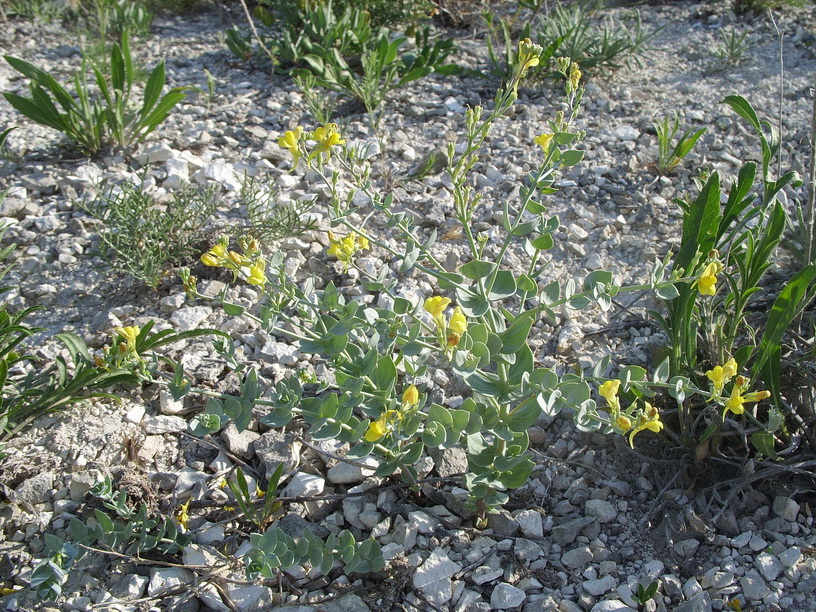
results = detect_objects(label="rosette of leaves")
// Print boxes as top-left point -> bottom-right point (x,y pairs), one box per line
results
3,32 -> 186,154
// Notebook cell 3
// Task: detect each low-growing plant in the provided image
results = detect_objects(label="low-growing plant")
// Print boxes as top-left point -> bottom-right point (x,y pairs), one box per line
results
227,0 -> 375,70
481,4 -> 657,85
294,72 -> 339,124
0,275 -> 219,445
715,27 -> 751,66
632,581 -> 659,610
0,0 -> 66,22
0,233 -> 136,443
652,111 -> 706,175
261,0 -> 434,31
615,95 -> 812,460
3,32 -> 186,155
78,181 -> 221,288
296,26 -> 459,129
239,176 -> 320,242
482,12 -> 561,84
83,0 -> 153,42
174,50 -> 647,520
535,4 -> 659,74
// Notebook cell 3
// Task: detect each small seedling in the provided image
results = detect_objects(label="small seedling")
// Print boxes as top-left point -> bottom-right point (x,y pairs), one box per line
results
653,111 -> 706,174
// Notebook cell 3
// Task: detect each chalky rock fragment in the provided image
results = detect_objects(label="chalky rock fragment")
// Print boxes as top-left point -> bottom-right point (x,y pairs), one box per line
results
147,568 -> 194,597
490,583 -> 526,609
413,548 -> 462,589
772,495 -> 800,522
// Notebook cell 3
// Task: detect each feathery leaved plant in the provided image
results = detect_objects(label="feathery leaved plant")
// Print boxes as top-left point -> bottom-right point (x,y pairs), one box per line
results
3,32 -> 186,155
78,181 -> 221,288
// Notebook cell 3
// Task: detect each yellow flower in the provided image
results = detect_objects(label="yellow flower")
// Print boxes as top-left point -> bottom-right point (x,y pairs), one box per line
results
278,126 -> 304,168
176,499 -> 190,530
534,132 -> 554,153
424,296 -> 451,330
247,258 -> 267,286
201,242 -> 228,267
723,375 -> 771,418
615,415 -> 632,432
228,250 -> 250,267
326,231 -> 367,271
698,261 -> 722,296
517,38 -> 542,73
568,62 -> 582,91
364,414 -> 388,442
628,402 -> 663,447
402,384 -> 419,406
310,123 -> 346,161
706,358 -> 738,396
448,307 -> 467,334
599,379 -> 621,412
114,326 -> 140,353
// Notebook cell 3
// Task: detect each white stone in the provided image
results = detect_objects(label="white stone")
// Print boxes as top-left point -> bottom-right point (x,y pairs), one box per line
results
585,253 -> 604,270
196,522 -> 225,545
260,340 -> 300,366
283,473 -> 325,498
644,560 -> 665,577
413,548 -> 462,589
147,568 -> 193,596
326,457 -> 378,484
682,576 -> 702,600
772,496 -> 800,522
138,143 -> 175,164
124,404 -> 146,424
174,468 -> 210,496
514,509 -> 544,538
490,583 -> 526,609
731,531 -> 752,548
778,546 -> 801,567
582,575 -> 616,596
144,415 -> 187,434
421,577 -> 453,606
755,552 -> 783,581
169,306 -> 212,331
471,565 -> 503,585
613,126 -> 640,141
163,157 -> 189,189
198,584 -> 230,612
585,499 -> 617,523
381,542 -> 405,560
562,546 -> 593,569
674,538 -> 700,557
159,389 -> 185,415
591,601 -> 636,612
740,571 -> 770,601
228,585 -> 274,612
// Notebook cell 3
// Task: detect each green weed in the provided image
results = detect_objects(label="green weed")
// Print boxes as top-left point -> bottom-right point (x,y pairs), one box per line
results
3,32 -> 186,155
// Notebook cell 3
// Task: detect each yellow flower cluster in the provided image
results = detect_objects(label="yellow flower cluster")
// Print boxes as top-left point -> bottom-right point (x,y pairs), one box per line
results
277,123 -> 346,168
326,231 -> 369,271
424,296 -> 467,349
705,360 -> 771,419
598,379 -> 664,447
200,238 -> 267,286
705,357 -> 737,396
364,385 -> 419,442
115,325 -> 140,356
